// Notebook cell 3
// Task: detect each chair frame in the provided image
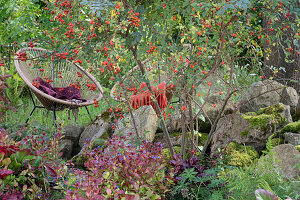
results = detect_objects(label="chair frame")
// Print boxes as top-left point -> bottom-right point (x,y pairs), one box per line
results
14,47 -> 103,124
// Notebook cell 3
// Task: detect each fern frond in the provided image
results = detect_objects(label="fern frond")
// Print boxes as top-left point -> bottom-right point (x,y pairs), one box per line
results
258,179 -> 282,200
262,134 -> 275,154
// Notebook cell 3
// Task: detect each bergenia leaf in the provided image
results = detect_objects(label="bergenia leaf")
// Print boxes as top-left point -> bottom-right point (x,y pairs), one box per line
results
255,189 -> 279,200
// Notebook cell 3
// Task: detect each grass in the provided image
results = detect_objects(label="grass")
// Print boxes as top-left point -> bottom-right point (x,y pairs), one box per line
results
1,88 -> 119,131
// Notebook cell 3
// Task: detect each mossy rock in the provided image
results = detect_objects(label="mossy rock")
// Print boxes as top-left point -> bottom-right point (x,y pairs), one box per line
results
244,112 -> 256,116
243,114 -> 275,131
242,104 -> 286,132
91,131 -> 110,149
224,142 -> 259,167
72,154 -> 88,170
296,145 -> 300,152
280,121 -> 300,134
257,104 -> 284,115
100,111 -> 112,123
240,130 -> 249,137
292,114 -> 300,122
270,138 -> 282,147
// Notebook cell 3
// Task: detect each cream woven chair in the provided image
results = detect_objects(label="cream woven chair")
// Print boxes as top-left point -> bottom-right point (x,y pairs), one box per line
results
14,47 -> 103,123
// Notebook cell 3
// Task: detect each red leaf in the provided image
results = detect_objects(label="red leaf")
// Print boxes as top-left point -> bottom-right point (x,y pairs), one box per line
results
125,194 -> 138,200
44,164 -> 57,177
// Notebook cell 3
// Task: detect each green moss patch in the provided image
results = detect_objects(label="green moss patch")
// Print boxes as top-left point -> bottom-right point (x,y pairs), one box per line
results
270,138 -> 282,147
91,131 -> 110,149
240,130 -> 249,137
242,104 -> 286,132
224,142 -> 259,167
257,104 -> 284,115
296,145 -> 300,152
281,121 -> 300,134
100,111 -> 112,122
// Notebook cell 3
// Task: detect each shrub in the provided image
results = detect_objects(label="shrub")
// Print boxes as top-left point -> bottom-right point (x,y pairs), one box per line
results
0,127 -> 68,199
65,133 -> 174,199
169,155 -> 227,199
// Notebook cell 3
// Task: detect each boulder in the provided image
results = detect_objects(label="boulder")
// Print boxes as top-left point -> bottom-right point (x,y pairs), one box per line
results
154,131 -> 208,148
59,139 -> 74,159
79,113 -> 113,148
257,103 -> 292,125
284,132 -> 300,146
280,87 -> 299,115
154,132 -> 181,146
64,124 -> 84,146
296,98 -> 300,117
115,105 -> 158,142
224,142 -> 259,167
261,144 -> 300,179
239,80 -> 284,113
168,94 -> 237,133
212,104 -> 288,153
280,120 -> 300,134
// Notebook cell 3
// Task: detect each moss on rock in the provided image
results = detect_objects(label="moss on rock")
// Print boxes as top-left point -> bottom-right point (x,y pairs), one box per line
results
224,142 -> 259,167
257,103 -> 284,115
240,130 -> 249,137
91,131 -> 110,149
242,104 -> 286,132
100,111 -> 112,122
270,138 -> 282,147
296,145 -> 300,152
280,121 -> 300,134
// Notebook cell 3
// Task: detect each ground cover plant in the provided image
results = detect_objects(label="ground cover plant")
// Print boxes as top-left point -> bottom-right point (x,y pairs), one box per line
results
0,0 -> 299,199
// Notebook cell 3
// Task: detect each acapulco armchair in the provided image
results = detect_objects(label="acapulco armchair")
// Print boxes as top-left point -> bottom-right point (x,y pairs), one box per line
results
14,47 -> 103,124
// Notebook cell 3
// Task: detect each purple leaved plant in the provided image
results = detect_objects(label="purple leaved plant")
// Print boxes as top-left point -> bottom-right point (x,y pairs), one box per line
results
65,133 -> 174,199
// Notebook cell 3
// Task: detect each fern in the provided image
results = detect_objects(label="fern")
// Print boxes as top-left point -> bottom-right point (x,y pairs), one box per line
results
262,134 -> 276,155
220,152 -> 299,200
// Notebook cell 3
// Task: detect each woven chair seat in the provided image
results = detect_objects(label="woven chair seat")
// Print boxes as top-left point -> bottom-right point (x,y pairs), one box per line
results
14,47 -> 103,111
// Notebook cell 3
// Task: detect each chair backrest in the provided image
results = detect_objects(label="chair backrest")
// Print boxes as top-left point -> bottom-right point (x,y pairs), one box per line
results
14,47 -> 103,108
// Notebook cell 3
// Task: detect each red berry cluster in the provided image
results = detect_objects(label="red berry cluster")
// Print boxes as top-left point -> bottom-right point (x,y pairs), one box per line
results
0,59 -> 4,67
77,71 -> 83,77
32,78 -> 39,87
69,83 -> 81,90
55,52 -> 69,60
147,43 -> 158,53
64,22 -> 75,38
128,12 -> 141,27
74,59 -> 82,65
28,42 -> 35,48
87,80 -> 96,91
94,99 -> 99,107
43,77 -> 53,84
15,52 -> 27,61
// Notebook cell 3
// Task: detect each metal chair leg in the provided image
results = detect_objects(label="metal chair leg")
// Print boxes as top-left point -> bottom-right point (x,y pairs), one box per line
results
53,103 -> 57,127
85,106 -> 93,121
26,107 -> 36,123
26,88 -> 45,124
